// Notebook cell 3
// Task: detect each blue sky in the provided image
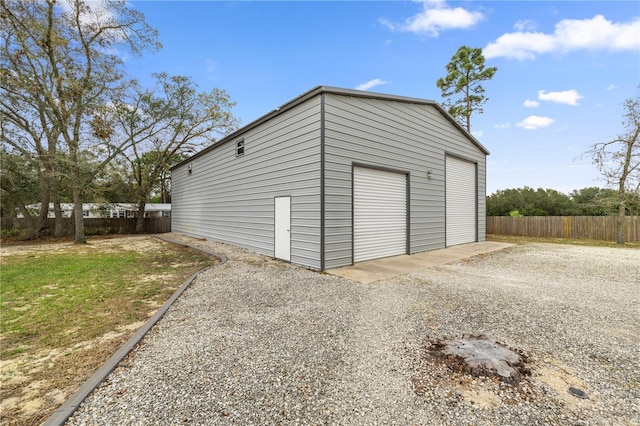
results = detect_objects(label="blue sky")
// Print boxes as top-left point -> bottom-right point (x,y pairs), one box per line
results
126,0 -> 640,195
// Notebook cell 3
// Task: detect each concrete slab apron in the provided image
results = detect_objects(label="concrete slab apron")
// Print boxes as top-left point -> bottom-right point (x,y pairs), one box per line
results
328,242 -> 515,284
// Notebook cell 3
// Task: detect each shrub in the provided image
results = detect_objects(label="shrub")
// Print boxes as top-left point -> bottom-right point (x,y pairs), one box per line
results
0,228 -> 26,239
85,227 -> 111,236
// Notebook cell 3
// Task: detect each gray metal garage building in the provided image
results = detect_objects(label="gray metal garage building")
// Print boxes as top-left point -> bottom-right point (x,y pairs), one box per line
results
171,86 -> 489,270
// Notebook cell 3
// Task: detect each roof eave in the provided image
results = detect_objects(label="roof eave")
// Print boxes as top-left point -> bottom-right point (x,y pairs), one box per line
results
171,86 -> 489,170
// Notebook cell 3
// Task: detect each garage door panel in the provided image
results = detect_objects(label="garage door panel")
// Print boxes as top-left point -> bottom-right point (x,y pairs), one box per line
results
446,156 -> 476,246
354,167 -> 407,262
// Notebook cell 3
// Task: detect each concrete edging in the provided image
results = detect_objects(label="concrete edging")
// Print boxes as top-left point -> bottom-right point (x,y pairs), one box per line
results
43,236 -> 226,426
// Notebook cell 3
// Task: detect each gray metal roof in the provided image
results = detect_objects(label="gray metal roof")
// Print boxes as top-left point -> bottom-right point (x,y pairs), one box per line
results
171,86 -> 489,170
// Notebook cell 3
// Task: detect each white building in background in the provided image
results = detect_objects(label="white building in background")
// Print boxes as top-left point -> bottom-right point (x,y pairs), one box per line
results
17,203 -> 171,219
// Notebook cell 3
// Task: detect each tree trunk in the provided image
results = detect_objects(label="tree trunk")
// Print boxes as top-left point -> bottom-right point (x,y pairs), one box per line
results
135,200 -> 145,233
16,200 -> 37,240
47,165 -> 64,237
72,199 -> 86,243
617,198 -> 626,245
53,201 -> 64,237
161,176 -> 170,203
68,139 -> 87,243
71,179 -> 86,243
466,96 -> 471,133
37,181 -> 50,237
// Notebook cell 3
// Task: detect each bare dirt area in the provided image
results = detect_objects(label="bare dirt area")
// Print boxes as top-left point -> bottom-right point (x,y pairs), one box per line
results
0,235 -> 215,426
1,324 -> 142,425
0,234 -> 162,257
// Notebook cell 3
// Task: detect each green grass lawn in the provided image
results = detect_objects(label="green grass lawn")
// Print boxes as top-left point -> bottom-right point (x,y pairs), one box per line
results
1,239 -> 213,359
487,234 -> 640,248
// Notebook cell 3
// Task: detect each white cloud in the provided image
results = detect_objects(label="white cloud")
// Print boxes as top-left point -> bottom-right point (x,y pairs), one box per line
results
538,89 -> 583,106
484,15 -> 640,60
514,19 -> 537,32
494,122 -> 511,129
606,84 -> 619,91
355,79 -> 389,91
56,1 -> 135,57
380,0 -> 485,37
516,115 -> 555,130
524,100 -> 540,108
472,130 -> 484,139
57,1 -> 116,29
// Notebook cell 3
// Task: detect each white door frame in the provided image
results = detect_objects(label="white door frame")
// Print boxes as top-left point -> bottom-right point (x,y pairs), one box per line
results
274,196 -> 291,261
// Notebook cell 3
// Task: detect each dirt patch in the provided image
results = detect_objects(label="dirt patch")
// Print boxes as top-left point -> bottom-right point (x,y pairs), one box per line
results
0,235 -> 163,257
535,359 -> 595,409
1,327 -> 135,425
413,337 -> 598,413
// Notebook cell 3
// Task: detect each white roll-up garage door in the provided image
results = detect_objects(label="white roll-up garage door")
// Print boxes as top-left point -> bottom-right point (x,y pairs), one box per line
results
446,156 -> 477,246
353,167 -> 407,262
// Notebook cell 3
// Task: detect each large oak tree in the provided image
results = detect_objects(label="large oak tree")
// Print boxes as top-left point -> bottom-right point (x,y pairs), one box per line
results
1,0 -> 160,243
96,73 -> 238,233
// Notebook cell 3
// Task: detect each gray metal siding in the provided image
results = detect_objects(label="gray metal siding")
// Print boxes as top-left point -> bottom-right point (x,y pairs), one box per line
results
323,94 -> 486,269
172,97 -> 322,269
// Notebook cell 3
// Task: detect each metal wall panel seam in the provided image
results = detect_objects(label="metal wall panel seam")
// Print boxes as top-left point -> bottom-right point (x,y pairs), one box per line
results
320,93 -> 326,271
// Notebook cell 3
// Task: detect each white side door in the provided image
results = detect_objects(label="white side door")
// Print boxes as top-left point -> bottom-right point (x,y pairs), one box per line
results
274,196 -> 291,261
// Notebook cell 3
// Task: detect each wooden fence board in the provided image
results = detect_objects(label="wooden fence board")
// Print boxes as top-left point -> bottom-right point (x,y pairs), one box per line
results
0,217 -> 171,235
486,216 -> 639,242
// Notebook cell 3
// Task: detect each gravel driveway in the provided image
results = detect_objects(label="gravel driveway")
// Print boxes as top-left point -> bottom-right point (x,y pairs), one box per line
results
67,235 -> 639,425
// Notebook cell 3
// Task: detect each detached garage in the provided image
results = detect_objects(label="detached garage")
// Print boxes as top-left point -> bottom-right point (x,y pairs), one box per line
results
171,86 -> 489,271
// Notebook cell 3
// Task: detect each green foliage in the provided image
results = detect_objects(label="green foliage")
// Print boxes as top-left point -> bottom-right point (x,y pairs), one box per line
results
91,160 -> 137,203
487,186 -> 640,216
0,150 -> 41,208
569,187 -> 619,216
436,46 -> 497,132
1,228 -> 26,239
99,73 -> 238,224
84,227 -> 111,236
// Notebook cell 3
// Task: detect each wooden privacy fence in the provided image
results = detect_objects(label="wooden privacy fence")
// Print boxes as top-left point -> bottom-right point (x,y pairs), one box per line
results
0,217 -> 171,235
486,216 -> 639,242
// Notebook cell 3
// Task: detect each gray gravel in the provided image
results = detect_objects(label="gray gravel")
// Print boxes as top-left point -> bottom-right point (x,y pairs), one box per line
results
67,235 -> 640,425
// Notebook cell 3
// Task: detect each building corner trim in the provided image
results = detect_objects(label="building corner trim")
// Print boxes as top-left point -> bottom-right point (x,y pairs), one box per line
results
320,93 -> 326,271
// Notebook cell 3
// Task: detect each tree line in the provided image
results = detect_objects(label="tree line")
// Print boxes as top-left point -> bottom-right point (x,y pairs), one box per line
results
487,186 -> 640,217
1,0 -> 238,241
